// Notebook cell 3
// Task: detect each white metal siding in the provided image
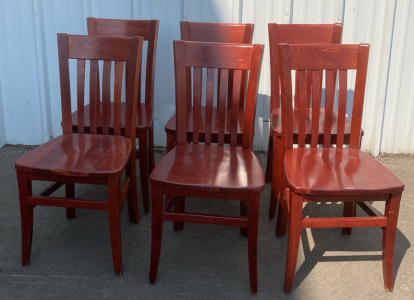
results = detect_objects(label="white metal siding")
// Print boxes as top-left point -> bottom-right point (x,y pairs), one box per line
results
0,0 -> 412,155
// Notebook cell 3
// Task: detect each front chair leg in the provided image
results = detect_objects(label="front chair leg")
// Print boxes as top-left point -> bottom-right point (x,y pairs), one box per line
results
65,183 -> 76,218
247,193 -> 260,295
149,184 -> 164,284
382,192 -> 402,292
166,132 -> 175,153
108,177 -> 122,275
138,131 -> 150,213
17,171 -> 34,266
284,192 -> 303,293
173,196 -> 185,231
342,202 -> 356,235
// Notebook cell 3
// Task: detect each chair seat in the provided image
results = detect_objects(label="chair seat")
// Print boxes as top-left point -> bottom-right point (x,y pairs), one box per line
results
15,133 -> 131,177
150,144 -> 264,193
165,106 -> 244,138
284,148 -> 404,195
271,108 -> 361,137
72,103 -> 153,132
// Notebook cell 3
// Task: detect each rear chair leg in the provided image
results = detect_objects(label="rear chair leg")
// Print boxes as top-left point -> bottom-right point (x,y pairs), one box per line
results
240,201 -> 248,237
265,134 -> 273,183
173,196 -> 185,231
65,183 -> 76,218
342,202 -> 356,235
126,156 -> 140,223
382,192 -> 402,292
138,131 -> 150,213
247,193 -> 260,295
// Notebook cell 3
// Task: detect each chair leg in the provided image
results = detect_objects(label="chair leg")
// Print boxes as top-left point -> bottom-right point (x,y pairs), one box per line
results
65,183 -> 76,219
269,135 -> 282,220
342,202 -> 356,235
247,193 -> 260,295
16,170 -> 34,266
276,200 -> 288,237
265,134 -> 273,183
138,131 -> 150,213
166,132 -> 175,153
148,125 -> 155,174
149,184 -> 164,284
284,192 -> 303,293
382,192 -> 402,292
108,177 -> 122,275
240,201 -> 248,237
126,156 -> 140,224
173,196 -> 185,231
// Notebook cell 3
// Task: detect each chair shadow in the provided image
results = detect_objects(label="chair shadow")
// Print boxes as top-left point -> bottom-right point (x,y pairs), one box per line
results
289,201 -> 411,292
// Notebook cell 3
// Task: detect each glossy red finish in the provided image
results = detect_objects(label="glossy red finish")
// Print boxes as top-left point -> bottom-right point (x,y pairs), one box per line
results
278,43 -> 404,293
266,23 -> 344,220
165,21 -> 254,152
69,18 -> 160,212
165,106 -> 244,143
284,148 -> 404,195
150,144 -> 264,193
15,34 -> 143,275
15,134 -> 131,177
271,108 -> 358,137
72,103 -> 153,131
150,41 -> 264,294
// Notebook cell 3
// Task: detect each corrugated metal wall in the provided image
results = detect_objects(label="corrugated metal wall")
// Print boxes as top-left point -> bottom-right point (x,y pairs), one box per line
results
0,0 -> 412,155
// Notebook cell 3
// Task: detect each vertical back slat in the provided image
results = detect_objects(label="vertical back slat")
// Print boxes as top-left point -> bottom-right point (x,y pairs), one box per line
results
76,59 -> 85,134
297,70 -> 307,147
227,70 -> 234,107
192,67 -> 202,144
205,68 -> 216,145
186,67 -> 192,106
294,71 -> 299,107
217,68 -> 228,145
306,70 -> 312,107
323,69 -> 335,147
89,60 -> 99,134
310,70 -> 322,147
349,44 -> 370,149
336,70 -> 347,148
230,70 -> 242,146
101,60 -> 111,135
57,34 -> 72,134
113,61 -> 124,136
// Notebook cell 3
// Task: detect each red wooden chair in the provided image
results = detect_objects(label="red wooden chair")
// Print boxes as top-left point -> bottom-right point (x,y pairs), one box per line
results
149,40 -> 264,294
15,34 -> 143,275
266,23 -> 350,221
277,43 -> 404,292
70,18 -> 159,213
164,21 -> 254,152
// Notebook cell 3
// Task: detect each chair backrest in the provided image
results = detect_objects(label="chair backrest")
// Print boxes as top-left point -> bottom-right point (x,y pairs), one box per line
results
87,17 -> 159,108
268,23 -> 343,110
57,33 -> 143,140
278,43 -> 369,150
173,41 -> 263,150
180,21 -> 254,109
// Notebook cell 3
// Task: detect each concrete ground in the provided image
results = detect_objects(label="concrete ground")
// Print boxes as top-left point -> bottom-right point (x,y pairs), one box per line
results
0,145 -> 413,300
